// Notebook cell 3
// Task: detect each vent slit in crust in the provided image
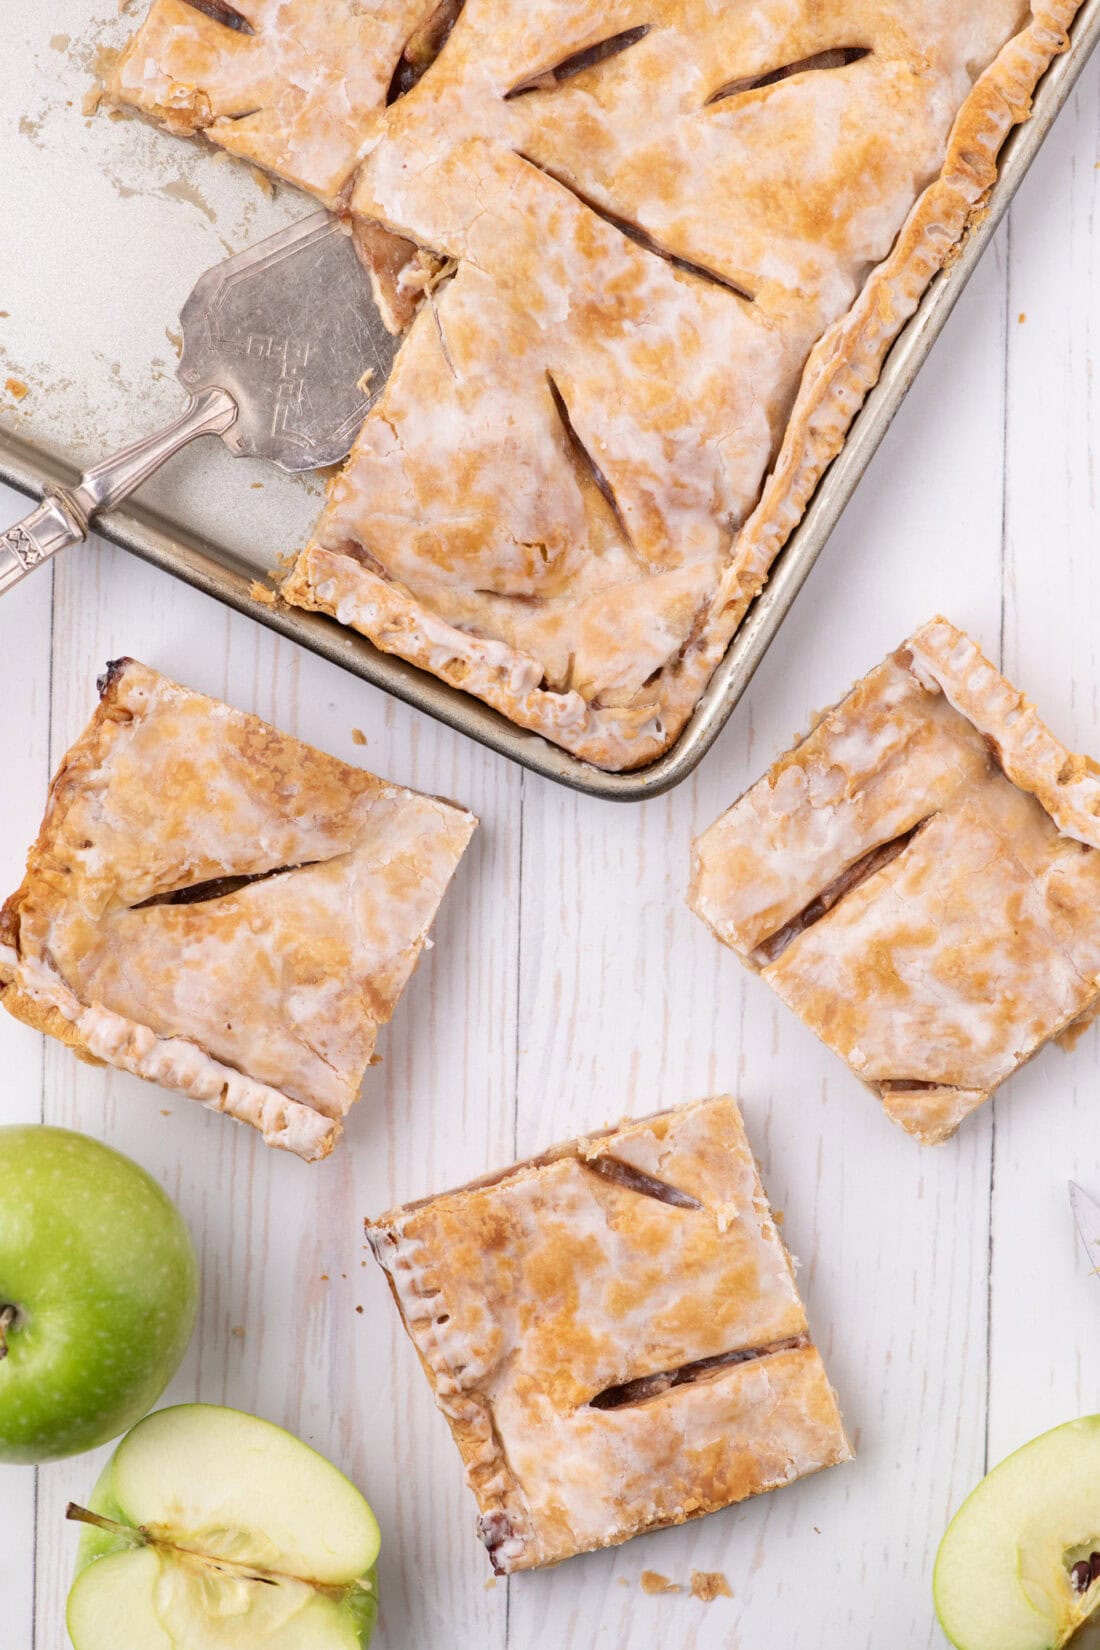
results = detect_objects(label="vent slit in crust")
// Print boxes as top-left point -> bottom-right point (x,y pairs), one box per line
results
387,0 -> 465,104
546,372 -> 640,558
179,0 -> 255,33
515,152 -> 756,302
130,863 -> 321,910
751,817 -> 935,967
504,25 -> 652,99
589,1334 -> 811,1411
706,45 -> 871,105
583,1154 -> 703,1209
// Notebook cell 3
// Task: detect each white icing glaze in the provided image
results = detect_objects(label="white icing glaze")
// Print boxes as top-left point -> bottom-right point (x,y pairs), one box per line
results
1,661 -> 476,1159
368,1096 -> 849,1569
690,620 -> 1100,1142
0,946 -> 335,1160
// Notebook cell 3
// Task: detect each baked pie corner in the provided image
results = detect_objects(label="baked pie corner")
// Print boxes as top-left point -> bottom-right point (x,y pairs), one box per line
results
367,1094 -> 850,1571
690,617 -> 1100,1143
0,658 -> 476,1160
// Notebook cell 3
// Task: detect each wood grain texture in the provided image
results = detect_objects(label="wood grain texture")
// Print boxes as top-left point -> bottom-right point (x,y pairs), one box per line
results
0,47 -> 1098,1650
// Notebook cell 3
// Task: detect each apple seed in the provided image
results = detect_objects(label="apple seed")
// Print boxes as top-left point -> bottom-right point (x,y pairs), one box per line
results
0,1305 -> 18,1359
1071,1560 -> 1092,1593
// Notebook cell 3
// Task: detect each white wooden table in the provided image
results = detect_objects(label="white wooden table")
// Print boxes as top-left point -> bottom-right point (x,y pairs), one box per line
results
2,54 -> 1099,1650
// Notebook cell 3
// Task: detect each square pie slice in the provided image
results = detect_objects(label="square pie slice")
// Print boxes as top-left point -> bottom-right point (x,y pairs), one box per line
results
106,1 -> 1082,770
690,618 -> 1100,1144
0,659 -> 476,1161
366,1095 -> 850,1571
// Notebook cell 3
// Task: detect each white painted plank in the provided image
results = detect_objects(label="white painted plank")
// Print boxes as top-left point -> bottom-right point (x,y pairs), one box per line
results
509,221 -> 1009,1649
988,57 -> 1100,1467
0,479 -> 53,1650
19,529 -> 519,1650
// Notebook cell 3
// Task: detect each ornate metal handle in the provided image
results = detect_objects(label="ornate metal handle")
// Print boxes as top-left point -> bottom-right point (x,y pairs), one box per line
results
0,385 -> 238,597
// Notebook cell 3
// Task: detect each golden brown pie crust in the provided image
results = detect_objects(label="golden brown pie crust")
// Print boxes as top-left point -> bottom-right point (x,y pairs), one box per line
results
690,619 -> 1100,1143
0,659 -> 476,1159
107,3 -> 1082,770
367,1095 -> 850,1571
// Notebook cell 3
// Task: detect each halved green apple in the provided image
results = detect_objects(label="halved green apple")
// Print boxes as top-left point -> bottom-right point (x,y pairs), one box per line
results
935,1416 -> 1100,1650
66,1404 -> 379,1650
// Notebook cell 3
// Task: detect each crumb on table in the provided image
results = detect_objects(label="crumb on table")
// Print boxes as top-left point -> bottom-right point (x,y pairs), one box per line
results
641,1570 -> 681,1595
5,378 -> 29,401
690,1570 -> 733,1602
352,728 -> 367,746
249,580 -> 277,606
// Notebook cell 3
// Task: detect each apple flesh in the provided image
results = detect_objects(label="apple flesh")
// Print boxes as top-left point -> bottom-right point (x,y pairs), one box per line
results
935,1415 -> 1100,1650
67,1403 -> 380,1650
0,1125 -> 198,1463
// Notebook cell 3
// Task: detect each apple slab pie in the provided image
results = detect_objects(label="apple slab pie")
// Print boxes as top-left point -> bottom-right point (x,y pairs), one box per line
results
0,660 -> 475,1161
105,1 -> 1081,770
367,1094 -> 850,1571
690,619 -> 1100,1145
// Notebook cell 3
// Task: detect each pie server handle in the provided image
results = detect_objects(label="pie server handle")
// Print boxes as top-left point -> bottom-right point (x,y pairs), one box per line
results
0,385 -> 237,596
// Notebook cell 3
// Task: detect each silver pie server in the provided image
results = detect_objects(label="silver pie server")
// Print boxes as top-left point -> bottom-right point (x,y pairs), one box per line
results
0,210 -> 400,595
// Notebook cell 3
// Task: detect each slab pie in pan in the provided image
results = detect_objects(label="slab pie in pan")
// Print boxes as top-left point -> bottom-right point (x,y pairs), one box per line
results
106,1 -> 1081,771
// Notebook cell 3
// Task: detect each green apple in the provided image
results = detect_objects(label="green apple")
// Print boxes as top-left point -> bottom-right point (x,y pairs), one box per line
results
0,1125 -> 198,1463
935,1416 -> 1100,1649
66,1403 -> 380,1649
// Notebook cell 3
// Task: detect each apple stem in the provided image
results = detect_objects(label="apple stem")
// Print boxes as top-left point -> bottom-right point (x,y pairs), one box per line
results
65,1504 -> 147,1546
0,1305 -> 16,1360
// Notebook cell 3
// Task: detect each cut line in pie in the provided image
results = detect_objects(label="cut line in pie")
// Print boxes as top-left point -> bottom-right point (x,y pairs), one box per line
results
367,1094 -> 850,1570
106,1 -> 1082,769
0,659 -> 476,1160
690,618 -> 1100,1144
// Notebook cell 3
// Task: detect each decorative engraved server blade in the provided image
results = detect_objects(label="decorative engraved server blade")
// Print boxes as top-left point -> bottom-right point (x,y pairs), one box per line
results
0,210 -> 400,594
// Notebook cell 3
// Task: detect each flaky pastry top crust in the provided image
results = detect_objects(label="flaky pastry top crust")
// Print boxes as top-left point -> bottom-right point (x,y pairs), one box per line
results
109,0 -> 1082,769
367,1095 -> 850,1570
690,619 -> 1100,1142
0,660 -> 475,1159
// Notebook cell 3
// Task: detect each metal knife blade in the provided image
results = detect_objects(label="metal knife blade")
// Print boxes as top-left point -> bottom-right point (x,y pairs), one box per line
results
1070,1181 -> 1100,1276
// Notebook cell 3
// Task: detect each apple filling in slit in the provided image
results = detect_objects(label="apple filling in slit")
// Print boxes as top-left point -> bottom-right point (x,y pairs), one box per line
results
750,818 -> 932,969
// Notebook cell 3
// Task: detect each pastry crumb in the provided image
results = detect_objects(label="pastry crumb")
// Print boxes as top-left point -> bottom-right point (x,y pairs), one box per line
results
159,1108 -> 172,1116
50,33 -> 71,51
355,1304 -> 364,1314
773,1208 -> 784,1225
249,580 -> 277,606
231,1324 -> 245,1339
5,378 -> 29,401
690,1570 -> 732,1601
357,366 -> 375,395
484,1578 -> 497,1590
1018,311 -> 1027,323
351,728 -> 367,746
640,1570 -> 680,1595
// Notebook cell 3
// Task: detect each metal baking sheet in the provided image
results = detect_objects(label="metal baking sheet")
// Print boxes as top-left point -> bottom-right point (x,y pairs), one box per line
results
3,2 -> 1098,800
